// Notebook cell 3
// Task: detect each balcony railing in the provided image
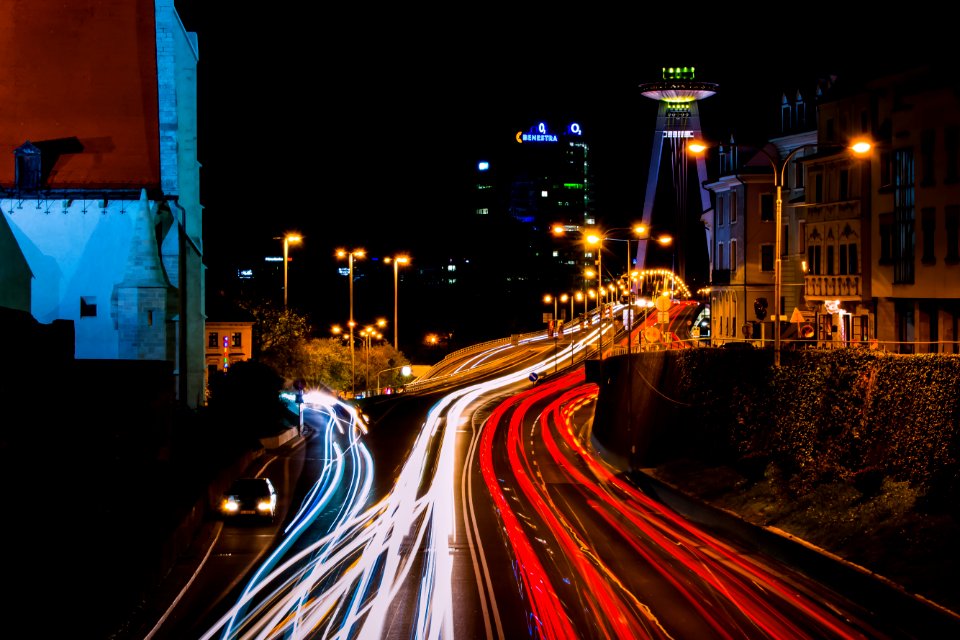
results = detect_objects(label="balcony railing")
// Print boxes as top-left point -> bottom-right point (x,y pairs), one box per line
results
804,274 -> 861,299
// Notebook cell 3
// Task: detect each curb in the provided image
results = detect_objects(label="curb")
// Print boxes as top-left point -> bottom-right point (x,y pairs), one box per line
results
630,469 -> 960,637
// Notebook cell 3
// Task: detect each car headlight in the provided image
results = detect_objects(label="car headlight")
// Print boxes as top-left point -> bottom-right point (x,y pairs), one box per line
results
221,498 -> 239,513
257,500 -> 272,513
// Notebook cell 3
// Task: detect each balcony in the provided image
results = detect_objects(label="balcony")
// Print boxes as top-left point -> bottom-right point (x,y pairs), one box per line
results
804,274 -> 861,300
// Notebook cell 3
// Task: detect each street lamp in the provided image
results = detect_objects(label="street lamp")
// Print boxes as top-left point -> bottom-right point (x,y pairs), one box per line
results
376,364 -> 412,395
278,233 -> 302,309
544,293 -> 569,374
358,320 -> 386,397
585,232 -> 606,359
336,248 -> 365,396
689,139 -> 871,366
384,254 -> 410,351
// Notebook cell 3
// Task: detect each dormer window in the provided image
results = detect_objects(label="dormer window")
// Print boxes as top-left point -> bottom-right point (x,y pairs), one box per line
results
14,141 -> 41,191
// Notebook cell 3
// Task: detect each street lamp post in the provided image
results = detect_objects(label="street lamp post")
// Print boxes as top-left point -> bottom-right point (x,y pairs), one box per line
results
586,232 -> 604,359
385,255 -> 410,351
587,226 -> 646,359
376,364 -> 412,395
561,293 -> 572,324
544,293 -> 568,373
279,233 -> 302,309
689,139 -> 871,366
337,248 -> 365,396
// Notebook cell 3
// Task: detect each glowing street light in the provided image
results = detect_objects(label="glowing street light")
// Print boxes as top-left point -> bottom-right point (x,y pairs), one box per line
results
336,248 -> 365,396
376,364 -> 412,395
543,293 -> 570,374
278,233 -> 302,309
359,323 -> 384,396
384,254 -> 410,350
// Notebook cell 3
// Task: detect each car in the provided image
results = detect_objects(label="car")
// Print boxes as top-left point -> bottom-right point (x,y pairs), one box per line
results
218,477 -> 277,522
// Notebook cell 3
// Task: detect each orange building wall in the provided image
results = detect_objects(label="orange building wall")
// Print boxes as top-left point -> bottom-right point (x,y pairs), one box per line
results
0,0 -> 161,189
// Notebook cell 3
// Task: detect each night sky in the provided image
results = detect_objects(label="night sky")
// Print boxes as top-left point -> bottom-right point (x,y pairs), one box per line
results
173,4 -> 942,343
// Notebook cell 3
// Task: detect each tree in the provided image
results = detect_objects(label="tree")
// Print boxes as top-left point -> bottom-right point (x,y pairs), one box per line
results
298,338 -> 352,391
237,299 -> 312,379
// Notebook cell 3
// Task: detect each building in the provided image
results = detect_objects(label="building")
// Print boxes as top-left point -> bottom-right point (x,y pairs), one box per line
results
0,0 -> 205,406
858,65 -> 960,352
703,83 -> 821,344
799,84 -> 875,345
205,321 -> 255,378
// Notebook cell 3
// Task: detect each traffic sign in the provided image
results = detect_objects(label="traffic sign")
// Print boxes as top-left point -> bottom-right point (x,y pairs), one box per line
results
655,294 -> 672,312
529,372 -> 539,383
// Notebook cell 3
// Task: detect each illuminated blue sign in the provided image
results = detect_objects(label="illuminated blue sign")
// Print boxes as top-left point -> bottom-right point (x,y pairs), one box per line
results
515,121 -> 584,144
478,161 -> 490,171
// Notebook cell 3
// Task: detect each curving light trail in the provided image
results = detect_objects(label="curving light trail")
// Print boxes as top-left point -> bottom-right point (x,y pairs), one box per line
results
476,367 -> 883,639
194,317 -> 886,640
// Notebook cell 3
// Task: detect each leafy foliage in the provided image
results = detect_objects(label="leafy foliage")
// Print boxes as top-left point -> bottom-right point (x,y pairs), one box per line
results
669,349 -> 960,502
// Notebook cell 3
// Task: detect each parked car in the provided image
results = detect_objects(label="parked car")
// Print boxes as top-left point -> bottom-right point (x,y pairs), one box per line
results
218,477 -> 277,522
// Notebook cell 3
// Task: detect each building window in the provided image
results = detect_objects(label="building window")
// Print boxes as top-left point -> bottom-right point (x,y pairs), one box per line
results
880,151 -> 892,189
717,242 -> 724,270
208,332 -> 218,348
947,126 -> 960,184
826,244 -> 835,275
760,193 -> 774,222
922,207 -> 936,265
730,239 -> 737,270
760,244 -> 774,272
717,193 -> 725,226
232,332 -> 242,347
808,244 -> 822,275
893,149 -> 916,284
730,190 -> 738,224
946,205 -> 960,263
848,243 -> 859,274
147,310 -> 154,326
80,296 -> 97,318
839,169 -> 849,200
921,130 -> 935,187
879,213 -> 893,264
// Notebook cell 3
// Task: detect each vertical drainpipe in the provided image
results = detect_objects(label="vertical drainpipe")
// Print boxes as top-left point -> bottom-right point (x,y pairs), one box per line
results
173,197 -> 188,408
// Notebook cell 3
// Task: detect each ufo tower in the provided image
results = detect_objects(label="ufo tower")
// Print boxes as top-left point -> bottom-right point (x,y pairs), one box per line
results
637,66 -> 717,289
